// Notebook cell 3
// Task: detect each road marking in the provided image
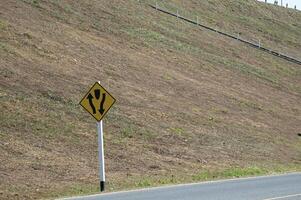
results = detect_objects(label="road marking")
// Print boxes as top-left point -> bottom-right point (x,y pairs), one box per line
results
263,194 -> 301,200
58,172 -> 301,200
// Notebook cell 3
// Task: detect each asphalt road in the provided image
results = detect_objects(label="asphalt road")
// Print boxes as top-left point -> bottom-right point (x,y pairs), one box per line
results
61,173 -> 301,200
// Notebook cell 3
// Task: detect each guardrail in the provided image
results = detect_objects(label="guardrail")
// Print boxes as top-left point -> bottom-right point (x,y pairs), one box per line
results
150,4 -> 301,66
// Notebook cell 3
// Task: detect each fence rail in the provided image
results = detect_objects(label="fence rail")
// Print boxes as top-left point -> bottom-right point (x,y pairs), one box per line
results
150,4 -> 301,66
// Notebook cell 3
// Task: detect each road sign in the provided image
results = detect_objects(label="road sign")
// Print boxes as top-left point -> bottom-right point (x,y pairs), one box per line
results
80,82 -> 116,122
80,81 -> 116,192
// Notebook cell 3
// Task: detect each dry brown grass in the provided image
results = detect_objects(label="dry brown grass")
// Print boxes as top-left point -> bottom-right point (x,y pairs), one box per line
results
0,0 -> 301,199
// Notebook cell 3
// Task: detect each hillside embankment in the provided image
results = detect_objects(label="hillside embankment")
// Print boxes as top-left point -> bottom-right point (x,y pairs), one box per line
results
0,0 -> 301,199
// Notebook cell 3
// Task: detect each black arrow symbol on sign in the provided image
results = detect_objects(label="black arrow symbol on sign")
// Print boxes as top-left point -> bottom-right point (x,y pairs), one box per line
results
87,93 -> 96,114
99,93 -> 106,115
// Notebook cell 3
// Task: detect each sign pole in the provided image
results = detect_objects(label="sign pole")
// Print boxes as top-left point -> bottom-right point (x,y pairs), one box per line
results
97,120 -> 105,192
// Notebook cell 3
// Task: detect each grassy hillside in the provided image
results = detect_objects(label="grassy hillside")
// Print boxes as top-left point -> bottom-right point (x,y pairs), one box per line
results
0,0 -> 301,199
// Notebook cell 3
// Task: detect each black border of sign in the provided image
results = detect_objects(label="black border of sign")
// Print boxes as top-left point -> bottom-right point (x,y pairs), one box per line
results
79,82 -> 116,122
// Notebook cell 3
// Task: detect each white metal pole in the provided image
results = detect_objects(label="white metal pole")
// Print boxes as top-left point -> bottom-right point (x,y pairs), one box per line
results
97,120 -> 105,192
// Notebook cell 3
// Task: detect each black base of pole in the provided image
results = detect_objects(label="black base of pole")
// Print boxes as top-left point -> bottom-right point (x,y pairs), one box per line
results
100,181 -> 105,192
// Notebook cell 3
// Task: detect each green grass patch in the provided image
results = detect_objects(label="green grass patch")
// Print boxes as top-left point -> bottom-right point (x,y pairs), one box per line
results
0,20 -> 7,30
21,0 -> 41,8
193,167 -> 268,181
135,179 -> 153,188
222,58 -> 279,84
124,27 -> 167,46
237,99 -> 263,111
0,42 -> 14,54
121,125 -> 135,138
119,165 -> 300,191
124,27 -> 202,54
139,128 -> 158,140
170,127 -> 185,136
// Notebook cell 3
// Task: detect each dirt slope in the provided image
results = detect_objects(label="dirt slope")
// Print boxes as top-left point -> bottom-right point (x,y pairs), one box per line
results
0,0 -> 301,199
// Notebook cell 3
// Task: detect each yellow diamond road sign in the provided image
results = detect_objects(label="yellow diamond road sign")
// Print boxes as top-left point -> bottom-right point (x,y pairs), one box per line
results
80,82 -> 116,121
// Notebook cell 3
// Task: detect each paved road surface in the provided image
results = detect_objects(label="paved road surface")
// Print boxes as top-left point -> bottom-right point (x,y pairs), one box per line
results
61,173 -> 301,200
